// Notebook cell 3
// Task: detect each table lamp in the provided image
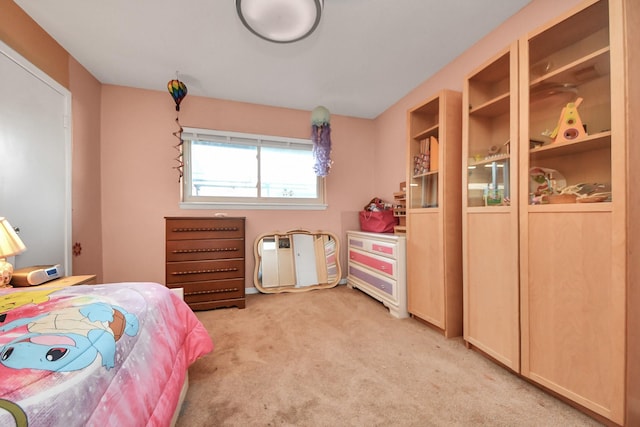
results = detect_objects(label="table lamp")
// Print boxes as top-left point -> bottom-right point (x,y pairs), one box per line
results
0,217 -> 27,287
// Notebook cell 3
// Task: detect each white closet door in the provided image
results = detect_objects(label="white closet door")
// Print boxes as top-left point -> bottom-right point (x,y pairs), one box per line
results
0,40 -> 71,273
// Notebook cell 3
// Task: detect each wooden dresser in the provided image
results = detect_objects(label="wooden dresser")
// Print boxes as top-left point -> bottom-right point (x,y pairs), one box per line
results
165,216 -> 246,310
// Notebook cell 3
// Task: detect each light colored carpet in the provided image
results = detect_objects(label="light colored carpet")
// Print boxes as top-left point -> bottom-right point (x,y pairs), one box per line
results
176,285 -> 602,426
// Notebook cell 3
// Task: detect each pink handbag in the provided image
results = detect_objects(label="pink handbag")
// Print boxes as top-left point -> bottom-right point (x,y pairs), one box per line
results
359,209 -> 398,233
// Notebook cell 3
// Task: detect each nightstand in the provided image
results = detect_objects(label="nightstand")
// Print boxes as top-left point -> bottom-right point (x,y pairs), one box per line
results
37,275 -> 97,288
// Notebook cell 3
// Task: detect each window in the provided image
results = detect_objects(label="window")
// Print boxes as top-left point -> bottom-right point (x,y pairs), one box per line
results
181,127 -> 326,209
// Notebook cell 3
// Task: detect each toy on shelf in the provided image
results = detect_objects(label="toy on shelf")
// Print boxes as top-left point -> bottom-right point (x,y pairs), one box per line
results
550,97 -> 587,143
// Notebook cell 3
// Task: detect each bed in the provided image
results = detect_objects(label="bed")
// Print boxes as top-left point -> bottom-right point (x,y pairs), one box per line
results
0,282 -> 213,426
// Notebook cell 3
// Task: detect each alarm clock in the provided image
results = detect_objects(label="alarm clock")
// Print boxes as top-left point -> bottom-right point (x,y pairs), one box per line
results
11,264 -> 64,287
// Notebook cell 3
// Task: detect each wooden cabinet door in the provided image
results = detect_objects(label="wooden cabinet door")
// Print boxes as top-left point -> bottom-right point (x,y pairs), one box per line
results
521,211 -> 624,422
464,212 -> 520,370
462,42 -> 520,370
518,0 -> 625,422
407,211 -> 444,329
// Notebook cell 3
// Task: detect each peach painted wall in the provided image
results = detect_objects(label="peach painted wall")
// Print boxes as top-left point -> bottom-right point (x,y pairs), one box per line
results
0,0 -> 68,88
69,57 -> 104,280
373,0 -> 584,203
99,86 -> 376,286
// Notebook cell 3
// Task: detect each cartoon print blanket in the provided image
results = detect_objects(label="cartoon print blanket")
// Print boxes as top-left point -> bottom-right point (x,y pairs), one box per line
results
0,282 -> 213,427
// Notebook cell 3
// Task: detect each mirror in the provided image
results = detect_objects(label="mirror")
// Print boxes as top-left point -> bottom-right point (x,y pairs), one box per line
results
253,229 -> 341,293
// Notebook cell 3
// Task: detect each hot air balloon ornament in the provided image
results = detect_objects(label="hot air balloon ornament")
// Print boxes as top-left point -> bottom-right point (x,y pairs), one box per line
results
167,77 -> 188,181
311,106 -> 333,177
168,79 -> 187,111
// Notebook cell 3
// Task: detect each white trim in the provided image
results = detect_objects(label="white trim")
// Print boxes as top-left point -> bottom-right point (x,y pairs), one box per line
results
181,126 -> 325,209
182,127 -> 312,147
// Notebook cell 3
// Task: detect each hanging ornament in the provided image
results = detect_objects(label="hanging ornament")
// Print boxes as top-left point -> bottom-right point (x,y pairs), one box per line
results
167,79 -> 188,111
310,105 -> 333,177
167,76 -> 188,181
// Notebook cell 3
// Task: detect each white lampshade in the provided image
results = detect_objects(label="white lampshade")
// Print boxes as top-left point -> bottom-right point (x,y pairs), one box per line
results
0,217 -> 25,258
236,0 -> 323,43
0,217 -> 27,287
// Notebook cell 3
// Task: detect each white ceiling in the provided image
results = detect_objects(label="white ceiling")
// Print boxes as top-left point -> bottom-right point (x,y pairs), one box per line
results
15,0 -> 531,119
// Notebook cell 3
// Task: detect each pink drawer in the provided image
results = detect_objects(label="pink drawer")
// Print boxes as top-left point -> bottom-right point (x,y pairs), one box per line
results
371,243 -> 394,256
348,235 -> 398,259
349,248 -> 395,277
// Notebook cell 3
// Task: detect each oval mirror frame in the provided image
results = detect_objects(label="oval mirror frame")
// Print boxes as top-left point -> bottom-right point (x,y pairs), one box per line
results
253,229 -> 341,293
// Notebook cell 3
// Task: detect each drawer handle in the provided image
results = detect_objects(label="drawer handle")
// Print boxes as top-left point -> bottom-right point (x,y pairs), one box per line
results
172,227 -> 239,232
172,247 -> 239,254
172,267 -> 239,276
185,287 -> 239,296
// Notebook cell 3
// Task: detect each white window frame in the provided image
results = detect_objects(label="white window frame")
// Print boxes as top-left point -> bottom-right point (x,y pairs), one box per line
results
180,127 -> 327,210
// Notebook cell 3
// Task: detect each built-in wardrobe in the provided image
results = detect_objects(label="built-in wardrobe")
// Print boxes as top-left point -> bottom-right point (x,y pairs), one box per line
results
461,0 -> 639,424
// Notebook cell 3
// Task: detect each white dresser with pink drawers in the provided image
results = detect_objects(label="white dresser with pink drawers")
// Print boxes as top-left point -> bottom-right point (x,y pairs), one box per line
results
346,230 -> 407,318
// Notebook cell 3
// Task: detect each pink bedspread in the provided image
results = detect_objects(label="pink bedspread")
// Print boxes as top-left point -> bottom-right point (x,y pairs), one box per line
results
0,282 -> 213,426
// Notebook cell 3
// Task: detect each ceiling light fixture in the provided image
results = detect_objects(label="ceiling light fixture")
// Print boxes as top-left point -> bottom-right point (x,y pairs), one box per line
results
236,0 -> 323,44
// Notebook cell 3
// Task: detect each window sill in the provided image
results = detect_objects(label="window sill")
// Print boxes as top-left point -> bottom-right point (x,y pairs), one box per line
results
179,202 -> 328,211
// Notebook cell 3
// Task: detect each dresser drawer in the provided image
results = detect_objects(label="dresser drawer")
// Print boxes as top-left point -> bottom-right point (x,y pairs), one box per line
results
168,278 -> 245,301
347,234 -> 399,259
166,217 -> 245,240
349,247 -> 397,278
348,263 -> 397,299
166,259 -> 245,284
166,238 -> 244,262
